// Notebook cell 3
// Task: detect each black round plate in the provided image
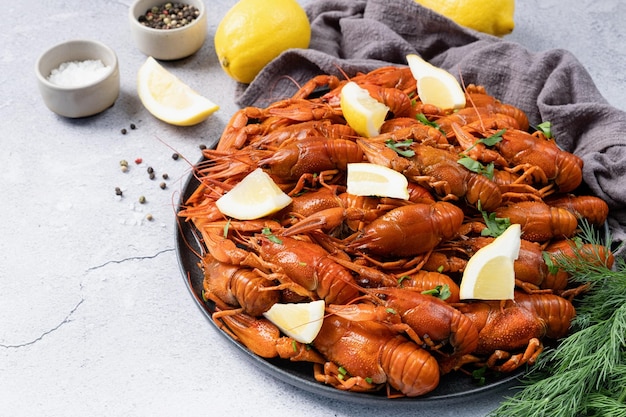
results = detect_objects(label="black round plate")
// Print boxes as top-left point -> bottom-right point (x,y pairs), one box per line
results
175,167 -> 523,405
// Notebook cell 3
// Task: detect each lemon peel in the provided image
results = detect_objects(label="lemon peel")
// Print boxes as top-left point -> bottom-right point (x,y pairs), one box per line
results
340,81 -> 390,137
414,0 -> 515,37
459,223 -> 521,300
406,54 -> 466,110
215,168 -> 292,220
263,300 -> 325,344
214,0 -> 311,84
346,163 -> 410,200
137,57 -> 219,126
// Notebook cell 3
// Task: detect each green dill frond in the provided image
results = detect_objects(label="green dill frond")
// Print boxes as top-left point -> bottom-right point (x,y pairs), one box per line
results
491,302 -> 626,417
585,392 -> 626,417
490,366 -> 588,417
488,226 -> 626,417
572,262 -> 626,328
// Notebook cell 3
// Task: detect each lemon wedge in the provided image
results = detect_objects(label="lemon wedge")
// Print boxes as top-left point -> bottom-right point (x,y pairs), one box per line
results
346,162 -> 410,200
459,224 -> 521,300
406,54 -> 466,110
263,300 -> 325,344
215,168 -> 292,220
137,56 -> 219,126
340,81 -> 390,137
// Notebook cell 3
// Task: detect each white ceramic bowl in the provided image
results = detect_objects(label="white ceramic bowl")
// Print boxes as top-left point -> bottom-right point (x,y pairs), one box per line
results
129,0 -> 207,60
35,39 -> 120,118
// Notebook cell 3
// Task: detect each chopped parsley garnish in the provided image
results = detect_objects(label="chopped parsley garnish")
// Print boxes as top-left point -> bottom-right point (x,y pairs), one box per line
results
462,129 -> 506,154
457,129 -> 504,179
262,227 -> 282,244
223,219 -> 231,238
477,201 -> 511,237
457,156 -> 495,179
416,113 -> 444,134
536,121 -> 552,138
421,284 -> 452,301
385,139 -> 415,157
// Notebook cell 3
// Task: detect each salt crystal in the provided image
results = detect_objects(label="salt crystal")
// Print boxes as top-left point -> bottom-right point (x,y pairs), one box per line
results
47,59 -> 110,87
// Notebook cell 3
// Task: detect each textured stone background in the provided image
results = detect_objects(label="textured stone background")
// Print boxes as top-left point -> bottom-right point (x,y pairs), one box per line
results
1,1 -> 623,416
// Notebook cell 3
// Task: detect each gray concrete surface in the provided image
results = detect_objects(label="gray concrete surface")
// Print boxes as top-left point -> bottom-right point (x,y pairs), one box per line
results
1,1 -> 624,416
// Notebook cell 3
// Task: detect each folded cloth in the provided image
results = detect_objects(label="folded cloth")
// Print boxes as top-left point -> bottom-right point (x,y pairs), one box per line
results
236,0 -> 626,259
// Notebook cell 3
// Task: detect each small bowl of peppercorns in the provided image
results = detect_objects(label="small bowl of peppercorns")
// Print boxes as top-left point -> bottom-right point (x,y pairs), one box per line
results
129,0 -> 207,61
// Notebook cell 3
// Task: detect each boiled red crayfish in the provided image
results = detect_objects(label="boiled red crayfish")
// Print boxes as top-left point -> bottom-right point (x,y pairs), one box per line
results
313,311 -> 440,397
176,65 -> 615,398
357,138 -> 503,211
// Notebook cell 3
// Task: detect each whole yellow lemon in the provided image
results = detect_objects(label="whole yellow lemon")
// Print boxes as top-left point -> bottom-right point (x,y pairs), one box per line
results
214,0 -> 311,84
415,0 -> 515,37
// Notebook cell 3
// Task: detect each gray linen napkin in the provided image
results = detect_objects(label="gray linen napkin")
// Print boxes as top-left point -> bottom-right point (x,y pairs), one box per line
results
236,0 -> 626,259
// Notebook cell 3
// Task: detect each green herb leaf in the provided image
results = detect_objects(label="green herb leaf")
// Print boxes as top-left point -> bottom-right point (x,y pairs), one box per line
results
536,121 -> 552,139
472,367 -> 487,385
416,113 -> 445,134
421,284 -> 452,301
397,275 -> 410,287
457,155 -> 483,173
457,156 -> 495,180
541,251 -> 560,275
476,160 -> 492,178
385,139 -> 415,157
416,113 -> 438,128
262,227 -> 282,244
223,219 -> 231,238
477,201 -> 511,237
480,129 -> 506,146
462,129 -> 505,154
481,212 -> 511,237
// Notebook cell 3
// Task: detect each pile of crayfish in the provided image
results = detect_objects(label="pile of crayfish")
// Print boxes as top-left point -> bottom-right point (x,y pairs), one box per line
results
178,65 -> 615,398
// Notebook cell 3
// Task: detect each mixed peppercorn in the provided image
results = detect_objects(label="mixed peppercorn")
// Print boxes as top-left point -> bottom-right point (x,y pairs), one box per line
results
114,143 -> 205,222
138,3 -> 200,30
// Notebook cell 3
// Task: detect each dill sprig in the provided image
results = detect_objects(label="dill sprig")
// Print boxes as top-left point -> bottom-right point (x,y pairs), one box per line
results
489,222 -> 626,417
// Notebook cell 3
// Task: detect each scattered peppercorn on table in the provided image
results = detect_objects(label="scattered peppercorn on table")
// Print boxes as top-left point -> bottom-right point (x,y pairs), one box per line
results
2,0 -> 625,416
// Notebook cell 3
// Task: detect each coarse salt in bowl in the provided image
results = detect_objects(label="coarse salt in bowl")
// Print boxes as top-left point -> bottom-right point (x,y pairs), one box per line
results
35,39 -> 120,118
129,0 -> 207,61
48,60 -> 112,88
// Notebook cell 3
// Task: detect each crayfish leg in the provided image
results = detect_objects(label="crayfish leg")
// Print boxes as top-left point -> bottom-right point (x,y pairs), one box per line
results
485,338 -> 543,373
314,362 -> 382,393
